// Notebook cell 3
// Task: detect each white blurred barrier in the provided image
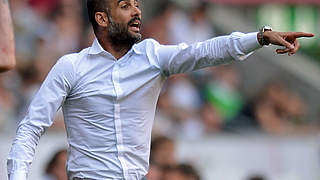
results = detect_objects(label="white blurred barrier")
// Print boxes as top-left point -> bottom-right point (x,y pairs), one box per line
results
1,132 -> 319,180
176,134 -> 320,180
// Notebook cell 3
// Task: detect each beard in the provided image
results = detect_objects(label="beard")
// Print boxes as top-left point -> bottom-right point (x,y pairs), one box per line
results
107,17 -> 142,48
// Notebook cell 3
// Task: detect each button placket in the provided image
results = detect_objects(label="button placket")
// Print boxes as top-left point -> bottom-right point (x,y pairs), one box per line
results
112,62 -> 129,179
112,63 -> 123,100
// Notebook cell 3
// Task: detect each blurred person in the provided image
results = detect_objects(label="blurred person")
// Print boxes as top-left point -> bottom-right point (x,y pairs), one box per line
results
153,89 -> 180,137
11,0 -> 51,62
162,165 -> 180,180
247,174 -> 266,180
168,1 -> 215,44
146,163 -> 162,180
7,0 -> 314,179
168,75 -> 201,115
15,61 -> 41,124
153,79 -> 203,139
162,163 -> 200,180
254,81 -> 306,134
150,136 -> 176,167
141,0 -> 176,44
28,0 -> 60,17
47,0 -> 83,56
42,149 -> 67,180
235,80 -> 306,134
0,0 -> 16,72
199,102 -> 223,133
0,74 -> 17,129
204,66 -> 244,121
32,36 -> 72,83
32,0 -> 83,81
167,75 -> 203,138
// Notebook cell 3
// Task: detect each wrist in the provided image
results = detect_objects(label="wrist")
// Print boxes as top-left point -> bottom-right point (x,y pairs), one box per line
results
258,26 -> 272,46
9,171 -> 27,180
262,31 -> 272,45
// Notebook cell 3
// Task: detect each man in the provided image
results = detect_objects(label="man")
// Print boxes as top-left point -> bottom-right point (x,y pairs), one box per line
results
7,0 -> 314,179
0,0 -> 15,72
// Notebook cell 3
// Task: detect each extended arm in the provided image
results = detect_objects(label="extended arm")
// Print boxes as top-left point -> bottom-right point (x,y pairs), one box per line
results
155,32 -> 260,76
0,0 -> 16,72
7,56 -> 75,180
155,31 -> 314,76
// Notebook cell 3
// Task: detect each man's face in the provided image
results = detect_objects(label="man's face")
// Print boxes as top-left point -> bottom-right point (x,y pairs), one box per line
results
107,0 -> 142,45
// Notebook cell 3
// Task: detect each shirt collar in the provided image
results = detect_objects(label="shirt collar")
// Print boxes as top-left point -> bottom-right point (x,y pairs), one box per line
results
88,38 -> 105,55
89,38 -> 143,55
132,44 -> 143,55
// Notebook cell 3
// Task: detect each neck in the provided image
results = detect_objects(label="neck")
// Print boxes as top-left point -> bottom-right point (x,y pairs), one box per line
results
96,32 -> 132,60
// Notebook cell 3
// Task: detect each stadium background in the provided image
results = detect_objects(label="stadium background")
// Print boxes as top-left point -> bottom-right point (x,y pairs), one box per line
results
0,0 -> 320,179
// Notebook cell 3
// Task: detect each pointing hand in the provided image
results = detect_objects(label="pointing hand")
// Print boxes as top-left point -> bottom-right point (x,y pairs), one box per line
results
263,31 -> 314,56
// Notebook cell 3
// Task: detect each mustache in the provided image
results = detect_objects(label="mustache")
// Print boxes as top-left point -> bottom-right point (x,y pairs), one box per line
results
128,17 -> 141,25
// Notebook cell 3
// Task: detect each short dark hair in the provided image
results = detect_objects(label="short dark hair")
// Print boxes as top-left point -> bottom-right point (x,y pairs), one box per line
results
177,163 -> 201,180
248,175 -> 266,180
162,163 -> 201,180
87,0 -> 110,30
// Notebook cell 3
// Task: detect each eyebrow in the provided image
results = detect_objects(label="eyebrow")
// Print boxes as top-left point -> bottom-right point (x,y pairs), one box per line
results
117,0 -> 127,4
117,0 -> 139,4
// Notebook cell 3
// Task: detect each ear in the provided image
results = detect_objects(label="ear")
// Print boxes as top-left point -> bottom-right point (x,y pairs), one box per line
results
95,12 -> 109,28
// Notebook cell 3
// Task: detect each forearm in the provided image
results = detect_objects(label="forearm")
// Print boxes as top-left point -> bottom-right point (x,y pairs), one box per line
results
7,56 -> 74,179
158,32 -> 261,76
0,0 -> 16,72
7,120 -> 45,180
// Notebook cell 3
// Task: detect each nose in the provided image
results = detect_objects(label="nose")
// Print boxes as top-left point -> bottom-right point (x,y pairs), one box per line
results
132,6 -> 141,18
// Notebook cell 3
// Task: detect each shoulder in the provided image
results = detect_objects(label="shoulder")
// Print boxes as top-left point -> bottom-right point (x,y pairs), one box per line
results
135,38 -> 161,49
143,38 -> 161,44
62,47 -> 90,63
137,38 -> 187,50
133,38 -> 167,56
57,47 -> 90,68
140,38 -> 160,45
50,49 -> 88,78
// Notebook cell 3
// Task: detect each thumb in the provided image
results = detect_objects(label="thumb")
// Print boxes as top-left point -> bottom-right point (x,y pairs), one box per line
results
278,37 -> 294,50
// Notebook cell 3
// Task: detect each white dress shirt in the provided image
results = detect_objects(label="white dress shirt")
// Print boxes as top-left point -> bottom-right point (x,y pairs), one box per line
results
7,32 -> 261,180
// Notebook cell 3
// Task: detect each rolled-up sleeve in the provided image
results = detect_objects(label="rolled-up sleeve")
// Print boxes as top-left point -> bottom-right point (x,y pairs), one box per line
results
155,32 -> 261,76
7,56 -> 75,180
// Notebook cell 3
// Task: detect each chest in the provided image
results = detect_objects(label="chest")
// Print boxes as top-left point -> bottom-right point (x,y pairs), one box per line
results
67,54 -> 164,106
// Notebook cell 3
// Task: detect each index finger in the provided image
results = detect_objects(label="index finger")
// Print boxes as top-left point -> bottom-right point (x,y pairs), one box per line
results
291,32 -> 315,38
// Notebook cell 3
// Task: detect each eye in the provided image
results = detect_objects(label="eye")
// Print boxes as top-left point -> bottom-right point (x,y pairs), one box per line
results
121,4 -> 129,9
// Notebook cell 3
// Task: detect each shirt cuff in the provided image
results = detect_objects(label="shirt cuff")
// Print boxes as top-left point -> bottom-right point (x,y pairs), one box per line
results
239,32 -> 262,53
9,171 -> 27,180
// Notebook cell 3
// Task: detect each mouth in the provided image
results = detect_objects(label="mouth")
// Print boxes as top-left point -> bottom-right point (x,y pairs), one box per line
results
128,20 -> 141,33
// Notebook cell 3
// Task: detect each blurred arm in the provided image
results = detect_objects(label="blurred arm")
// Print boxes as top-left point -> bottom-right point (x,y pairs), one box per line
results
0,0 -> 16,72
155,32 -> 261,76
7,56 -> 75,180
